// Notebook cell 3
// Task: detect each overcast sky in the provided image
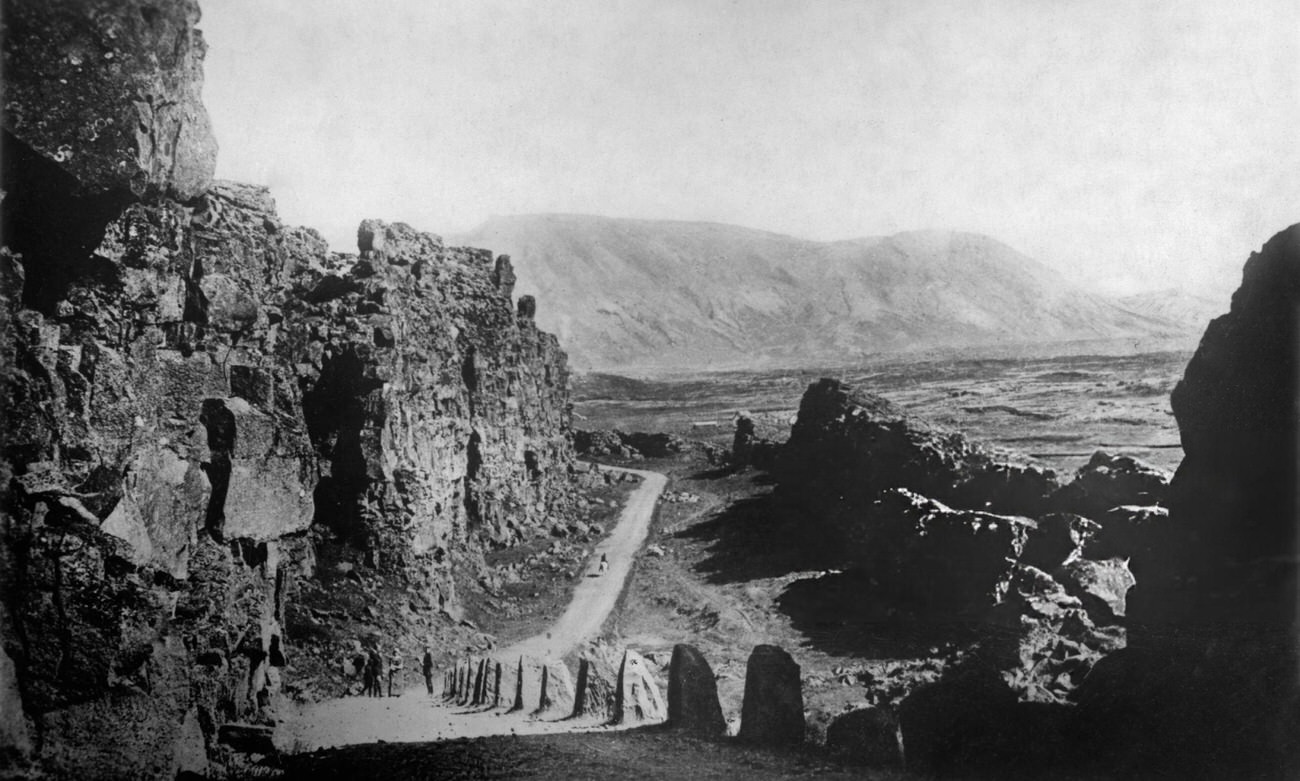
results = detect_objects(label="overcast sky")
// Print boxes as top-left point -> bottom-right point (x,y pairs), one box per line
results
201,0 -> 1298,299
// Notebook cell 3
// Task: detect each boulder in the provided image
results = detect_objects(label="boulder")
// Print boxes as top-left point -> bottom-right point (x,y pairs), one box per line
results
1054,558 -> 1135,624
612,649 -> 666,725
737,645 -> 804,744
665,644 -> 726,737
825,707 -> 903,768
897,663 -> 1019,774
1049,451 -> 1169,519
1021,513 -> 1099,571
861,489 -> 1032,617
1088,505 -> 1172,562
989,565 -> 1123,703
775,380 -> 1058,562
2,0 -> 217,200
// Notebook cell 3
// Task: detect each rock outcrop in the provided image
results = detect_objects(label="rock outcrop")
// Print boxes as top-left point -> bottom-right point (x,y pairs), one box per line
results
737,645 -> 804,744
1048,450 -> 1169,519
571,650 -> 619,721
2,0 -> 218,202
770,379 -> 1134,705
776,380 -> 1060,552
1072,225 -> 1300,778
665,644 -> 726,737
0,2 -> 579,776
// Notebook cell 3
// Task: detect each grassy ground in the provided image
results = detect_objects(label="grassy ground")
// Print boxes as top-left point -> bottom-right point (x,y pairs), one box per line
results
270,729 -> 907,781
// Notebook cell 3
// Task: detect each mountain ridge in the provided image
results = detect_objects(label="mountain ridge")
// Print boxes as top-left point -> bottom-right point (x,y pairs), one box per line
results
451,214 -> 1188,372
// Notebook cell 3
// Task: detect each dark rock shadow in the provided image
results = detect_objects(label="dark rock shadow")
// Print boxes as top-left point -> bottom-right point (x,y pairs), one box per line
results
676,491 -> 841,584
774,570 -> 1004,658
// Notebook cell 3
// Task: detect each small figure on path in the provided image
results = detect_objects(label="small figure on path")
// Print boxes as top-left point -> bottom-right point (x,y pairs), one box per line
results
422,647 -> 435,695
388,649 -> 404,696
598,553 -> 609,574
367,647 -> 383,697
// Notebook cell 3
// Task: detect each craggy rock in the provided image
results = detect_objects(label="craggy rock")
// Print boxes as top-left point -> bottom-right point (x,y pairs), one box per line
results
612,649 -> 666,725
2,0 -> 217,201
0,17 -> 578,775
860,489 -> 1031,617
776,380 -> 1059,557
1147,224 -> 1300,628
730,412 -> 780,471
1049,451 -> 1169,519
1088,504 -> 1171,563
990,565 -> 1124,703
665,644 -> 726,737
573,429 -> 686,459
1021,513 -> 1099,572
825,707 -> 903,768
737,645 -> 804,744
1073,226 -> 1300,778
1054,558 -> 1134,624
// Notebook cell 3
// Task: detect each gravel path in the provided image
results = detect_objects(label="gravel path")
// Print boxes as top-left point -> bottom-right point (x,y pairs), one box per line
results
277,465 -> 667,753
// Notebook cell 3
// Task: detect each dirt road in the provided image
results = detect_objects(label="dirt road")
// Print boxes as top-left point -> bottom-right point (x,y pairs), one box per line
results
504,465 -> 666,660
277,464 -> 667,752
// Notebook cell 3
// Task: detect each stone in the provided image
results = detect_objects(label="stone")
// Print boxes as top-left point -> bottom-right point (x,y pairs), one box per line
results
2,0 -> 217,200
665,644 -> 726,737
612,649 -> 666,725
1054,557 -> 1135,623
737,645 -> 804,744
1021,513 -> 1099,571
825,707 -> 903,768
861,489 -> 1032,617
1070,224 -> 1300,777
532,659 -> 575,718
571,650 -> 620,721
897,663 -> 1019,774
1049,451 -> 1169,519
775,380 -> 1059,559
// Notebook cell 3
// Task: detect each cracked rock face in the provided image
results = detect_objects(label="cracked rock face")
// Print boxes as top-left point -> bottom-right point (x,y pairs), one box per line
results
2,0 -> 218,201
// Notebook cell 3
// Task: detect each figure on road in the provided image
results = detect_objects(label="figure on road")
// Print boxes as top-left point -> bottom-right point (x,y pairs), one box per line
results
388,648 -> 403,696
422,647 -> 435,695
367,647 -> 383,697
598,553 -> 609,574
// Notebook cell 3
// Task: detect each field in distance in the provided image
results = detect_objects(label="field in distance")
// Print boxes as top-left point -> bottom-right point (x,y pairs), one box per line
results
573,349 -> 1192,474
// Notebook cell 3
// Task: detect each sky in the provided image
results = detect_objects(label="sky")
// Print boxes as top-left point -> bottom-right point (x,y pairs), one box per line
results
200,0 -> 1298,300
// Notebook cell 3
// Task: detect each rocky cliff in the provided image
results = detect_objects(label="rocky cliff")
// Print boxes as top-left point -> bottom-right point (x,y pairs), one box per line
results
0,1 -> 576,777
1071,225 -> 1300,778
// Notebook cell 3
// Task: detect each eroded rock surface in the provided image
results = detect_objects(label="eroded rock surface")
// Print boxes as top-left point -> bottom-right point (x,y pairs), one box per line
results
0,4 -> 578,775
2,0 -> 217,201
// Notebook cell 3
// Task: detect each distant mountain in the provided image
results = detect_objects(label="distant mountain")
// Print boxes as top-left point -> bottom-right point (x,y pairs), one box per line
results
1117,289 -> 1226,333
450,214 -> 1185,372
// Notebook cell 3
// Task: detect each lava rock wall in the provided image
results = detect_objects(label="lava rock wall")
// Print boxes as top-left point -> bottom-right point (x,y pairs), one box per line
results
0,1 -> 576,776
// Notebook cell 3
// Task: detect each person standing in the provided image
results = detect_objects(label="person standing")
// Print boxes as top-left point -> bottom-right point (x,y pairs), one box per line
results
387,648 -> 403,697
367,647 -> 382,698
422,648 -> 435,695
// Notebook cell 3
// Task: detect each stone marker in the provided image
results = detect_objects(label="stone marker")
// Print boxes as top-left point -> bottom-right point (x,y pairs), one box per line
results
612,649 -> 666,725
737,645 -> 804,744
571,651 -> 619,721
665,644 -> 726,737
533,659 -> 576,717
825,707 -> 904,768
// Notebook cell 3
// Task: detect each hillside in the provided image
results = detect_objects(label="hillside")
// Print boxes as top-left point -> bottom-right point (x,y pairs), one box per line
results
1118,288 -> 1227,332
452,215 -> 1184,372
